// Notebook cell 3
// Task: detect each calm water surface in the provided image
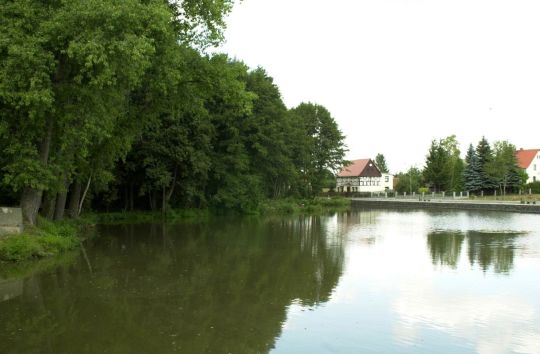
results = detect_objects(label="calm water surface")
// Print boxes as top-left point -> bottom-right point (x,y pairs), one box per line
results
1,209 -> 540,353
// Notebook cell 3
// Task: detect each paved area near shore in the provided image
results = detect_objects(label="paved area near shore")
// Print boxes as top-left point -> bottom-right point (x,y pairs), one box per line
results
350,197 -> 540,214
353,198 -> 530,205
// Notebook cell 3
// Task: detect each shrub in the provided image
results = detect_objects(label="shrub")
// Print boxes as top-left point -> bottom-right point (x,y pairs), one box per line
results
0,218 -> 79,262
525,182 -> 540,194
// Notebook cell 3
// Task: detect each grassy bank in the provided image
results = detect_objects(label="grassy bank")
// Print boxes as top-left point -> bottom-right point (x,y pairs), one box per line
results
85,197 -> 351,223
82,208 -> 211,224
0,218 -> 81,263
259,196 -> 351,214
470,194 -> 540,202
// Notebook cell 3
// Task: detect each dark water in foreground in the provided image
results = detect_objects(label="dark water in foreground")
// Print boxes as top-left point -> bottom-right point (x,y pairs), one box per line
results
1,209 -> 540,353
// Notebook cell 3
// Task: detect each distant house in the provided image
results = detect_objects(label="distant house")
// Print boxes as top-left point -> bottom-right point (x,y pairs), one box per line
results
336,159 -> 393,192
516,148 -> 540,183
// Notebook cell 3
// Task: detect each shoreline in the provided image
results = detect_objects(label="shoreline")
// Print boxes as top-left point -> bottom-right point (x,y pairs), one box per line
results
351,198 -> 540,214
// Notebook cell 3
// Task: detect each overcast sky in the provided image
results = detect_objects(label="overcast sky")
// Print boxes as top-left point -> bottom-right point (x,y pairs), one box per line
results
218,0 -> 540,173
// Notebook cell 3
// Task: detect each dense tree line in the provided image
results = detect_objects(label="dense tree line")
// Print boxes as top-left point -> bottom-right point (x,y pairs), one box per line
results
396,136 -> 525,194
0,0 -> 347,224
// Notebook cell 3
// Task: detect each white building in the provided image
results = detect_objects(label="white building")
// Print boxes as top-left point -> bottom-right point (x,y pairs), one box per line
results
516,148 -> 540,183
336,159 -> 393,192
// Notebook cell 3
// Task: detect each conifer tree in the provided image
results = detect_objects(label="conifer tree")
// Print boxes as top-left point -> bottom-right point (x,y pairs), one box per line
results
463,144 -> 483,192
375,153 -> 389,173
475,137 -> 497,191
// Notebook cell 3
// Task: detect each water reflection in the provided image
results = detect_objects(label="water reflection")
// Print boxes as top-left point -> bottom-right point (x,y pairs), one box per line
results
467,231 -> 522,274
0,216 -> 344,354
427,231 -> 465,269
427,230 -> 524,274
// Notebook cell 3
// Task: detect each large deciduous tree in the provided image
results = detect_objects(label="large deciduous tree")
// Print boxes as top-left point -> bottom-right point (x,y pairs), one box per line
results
289,103 -> 347,197
0,0 -> 236,224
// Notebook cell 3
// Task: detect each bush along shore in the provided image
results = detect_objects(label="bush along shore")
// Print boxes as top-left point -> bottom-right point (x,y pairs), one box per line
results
0,217 -> 83,263
0,197 -> 350,264
259,197 -> 351,214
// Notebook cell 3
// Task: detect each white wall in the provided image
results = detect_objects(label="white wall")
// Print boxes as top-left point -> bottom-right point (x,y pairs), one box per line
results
336,175 -> 394,192
525,151 -> 540,184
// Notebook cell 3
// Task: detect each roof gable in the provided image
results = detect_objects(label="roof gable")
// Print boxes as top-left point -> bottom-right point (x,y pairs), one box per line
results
516,149 -> 539,169
338,159 -> 382,177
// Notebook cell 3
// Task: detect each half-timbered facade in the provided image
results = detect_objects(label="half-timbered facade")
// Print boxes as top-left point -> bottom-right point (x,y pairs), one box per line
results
336,159 -> 393,192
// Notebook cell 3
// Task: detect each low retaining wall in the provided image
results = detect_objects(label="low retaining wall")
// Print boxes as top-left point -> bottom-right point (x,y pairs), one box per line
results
0,207 -> 23,236
351,199 -> 540,214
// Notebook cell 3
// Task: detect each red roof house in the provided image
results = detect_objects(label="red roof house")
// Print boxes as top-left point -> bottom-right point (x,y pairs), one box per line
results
515,148 -> 540,183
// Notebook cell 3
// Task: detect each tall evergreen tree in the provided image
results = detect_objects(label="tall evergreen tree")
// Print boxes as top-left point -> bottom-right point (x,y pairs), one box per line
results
463,144 -> 483,192
375,153 -> 389,173
423,140 -> 451,192
475,137 -> 497,191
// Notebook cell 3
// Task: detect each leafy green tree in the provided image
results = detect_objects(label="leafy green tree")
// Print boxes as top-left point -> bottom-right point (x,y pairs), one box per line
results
243,68 -> 297,198
375,153 -> 389,173
0,0 -> 237,224
289,103 -> 347,197
440,135 -> 464,192
487,141 -> 522,195
395,167 -> 423,193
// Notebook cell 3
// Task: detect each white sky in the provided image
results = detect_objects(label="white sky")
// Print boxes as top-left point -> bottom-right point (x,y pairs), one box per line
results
218,0 -> 540,173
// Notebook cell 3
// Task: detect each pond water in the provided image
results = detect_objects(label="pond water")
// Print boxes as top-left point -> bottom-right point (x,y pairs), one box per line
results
1,209 -> 540,353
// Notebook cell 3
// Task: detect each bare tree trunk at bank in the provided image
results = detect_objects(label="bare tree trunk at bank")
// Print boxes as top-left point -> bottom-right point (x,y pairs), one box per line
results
20,119 -> 54,225
21,189 -> 44,226
54,177 -> 69,221
40,191 -> 57,220
67,181 -> 82,218
78,175 -> 92,216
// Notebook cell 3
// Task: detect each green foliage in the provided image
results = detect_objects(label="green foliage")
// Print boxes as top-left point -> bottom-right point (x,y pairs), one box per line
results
1,1 -> 348,217
395,167 -> 423,193
487,140 -> 522,194
423,135 -> 464,192
0,219 -> 79,262
526,181 -> 540,194
423,140 -> 451,191
475,136 -> 498,190
259,197 -> 351,215
375,153 -> 389,173
289,103 -> 347,197
463,144 -> 483,192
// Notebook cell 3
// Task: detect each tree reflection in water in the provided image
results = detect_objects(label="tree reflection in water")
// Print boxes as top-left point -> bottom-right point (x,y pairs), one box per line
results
427,230 -> 524,274
0,216 -> 344,354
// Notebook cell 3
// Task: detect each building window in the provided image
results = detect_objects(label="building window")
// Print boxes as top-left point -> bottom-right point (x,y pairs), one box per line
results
385,176 -> 389,182
535,164 -> 537,171
534,176 -> 537,182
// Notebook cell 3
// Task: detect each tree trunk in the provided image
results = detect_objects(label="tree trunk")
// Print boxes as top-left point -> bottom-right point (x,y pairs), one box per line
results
20,118 -> 54,225
78,175 -> 92,216
129,182 -> 134,211
149,191 -> 156,211
54,178 -> 69,221
41,191 -> 57,220
21,188 -> 44,226
162,186 -> 166,214
67,182 -> 82,218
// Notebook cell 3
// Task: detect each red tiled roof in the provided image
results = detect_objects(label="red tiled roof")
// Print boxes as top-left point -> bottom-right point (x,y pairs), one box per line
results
338,159 -> 371,177
516,149 -> 539,169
